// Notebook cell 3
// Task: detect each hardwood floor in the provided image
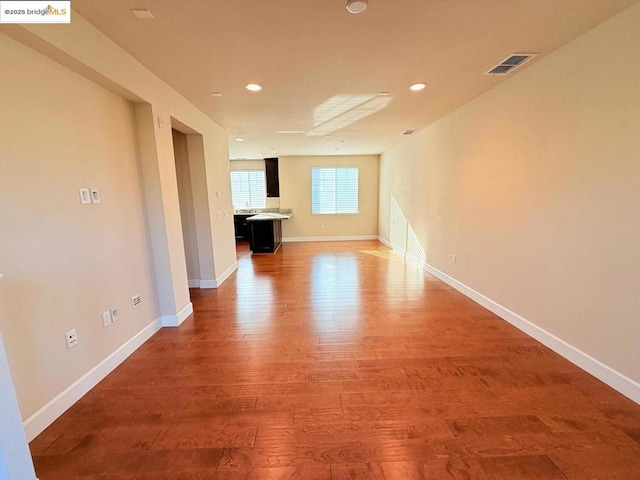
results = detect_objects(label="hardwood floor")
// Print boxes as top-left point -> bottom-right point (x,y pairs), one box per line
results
30,241 -> 640,479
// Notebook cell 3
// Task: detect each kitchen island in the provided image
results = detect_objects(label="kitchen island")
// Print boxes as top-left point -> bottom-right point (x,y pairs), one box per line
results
246,212 -> 292,254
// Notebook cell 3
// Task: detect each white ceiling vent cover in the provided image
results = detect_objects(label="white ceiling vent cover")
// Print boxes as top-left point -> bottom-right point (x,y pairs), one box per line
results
485,53 -> 537,75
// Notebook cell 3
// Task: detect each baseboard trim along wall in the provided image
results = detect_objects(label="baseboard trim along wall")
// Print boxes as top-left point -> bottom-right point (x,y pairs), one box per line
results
187,263 -> 238,289
421,261 -> 640,405
214,261 -> 238,287
377,236 -> 393,248
283,235 -> 378,243
23,317 -> 163,441
161,302 -> 193,327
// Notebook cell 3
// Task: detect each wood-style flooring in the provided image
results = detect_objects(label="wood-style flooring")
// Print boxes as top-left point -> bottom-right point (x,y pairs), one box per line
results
30,241 -> 640,479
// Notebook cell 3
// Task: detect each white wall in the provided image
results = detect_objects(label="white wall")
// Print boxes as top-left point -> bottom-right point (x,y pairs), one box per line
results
0,329 -> 37,480
379,4 -> 640,400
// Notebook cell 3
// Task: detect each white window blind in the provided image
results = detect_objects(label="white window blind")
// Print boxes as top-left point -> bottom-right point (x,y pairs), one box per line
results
230,170 -> 266,209
311,167 -> 358,214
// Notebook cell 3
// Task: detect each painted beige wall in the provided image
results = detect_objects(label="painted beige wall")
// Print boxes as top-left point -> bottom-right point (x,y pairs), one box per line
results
379,4 -> 640,384
229,160 -> 265,172
0,9 -> 237,433
5,11 -> 237,286
280,155 -> 379,239
173,130 -> 200,281
0,34 -> 159,418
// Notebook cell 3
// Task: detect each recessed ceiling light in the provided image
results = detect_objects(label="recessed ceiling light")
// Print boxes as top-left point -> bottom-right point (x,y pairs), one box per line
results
346,0 -> 367,14
409,82 -> 427,91
209,92 -> 222,97
234,138 -> 244,142
245,83 -> 262,92
131,9 -> 154,19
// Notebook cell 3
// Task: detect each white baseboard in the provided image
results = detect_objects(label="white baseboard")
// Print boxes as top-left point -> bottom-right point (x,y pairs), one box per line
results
23,317 -> 163,441
161,302 -> 193,327
421,261 -> 640,405
377,236 -> 392,248
283,235 -> 378,243
188,263 -> 237,289
214,261 -> 238,287
198,279 -> 217,289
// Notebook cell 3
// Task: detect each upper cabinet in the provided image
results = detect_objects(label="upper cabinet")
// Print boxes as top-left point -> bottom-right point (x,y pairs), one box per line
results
265,157 -> 279,197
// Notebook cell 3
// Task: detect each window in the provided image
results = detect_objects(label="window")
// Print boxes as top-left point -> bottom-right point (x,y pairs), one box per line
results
230,170 -> 266,209
311,167 -> 358,214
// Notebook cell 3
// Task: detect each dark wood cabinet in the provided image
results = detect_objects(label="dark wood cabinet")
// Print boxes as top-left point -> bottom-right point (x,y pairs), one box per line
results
233,214 -> 251,241
265,157 -> 279,197
249,219 -> 282,253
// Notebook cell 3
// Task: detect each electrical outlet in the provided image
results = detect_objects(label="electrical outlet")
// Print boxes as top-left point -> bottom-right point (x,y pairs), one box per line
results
131,293 -> 142,309
102,311 -> 112,327
66,329 -> 78,349
110,307 -> 119,322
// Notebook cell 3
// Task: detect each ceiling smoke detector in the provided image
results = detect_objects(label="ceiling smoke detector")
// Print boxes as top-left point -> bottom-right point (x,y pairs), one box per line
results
346,0 -> 367,14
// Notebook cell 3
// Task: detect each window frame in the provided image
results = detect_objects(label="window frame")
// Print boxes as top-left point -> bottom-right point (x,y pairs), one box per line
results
229,169 -> 267,210
310,166 -> 359,215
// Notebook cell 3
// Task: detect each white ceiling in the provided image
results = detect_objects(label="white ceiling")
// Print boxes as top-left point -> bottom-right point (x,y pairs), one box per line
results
72,0 -> 637,160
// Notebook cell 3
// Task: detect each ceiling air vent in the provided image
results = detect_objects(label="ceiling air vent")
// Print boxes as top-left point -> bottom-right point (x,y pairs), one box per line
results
401,130 -> 417,136
485,53 -> 537,76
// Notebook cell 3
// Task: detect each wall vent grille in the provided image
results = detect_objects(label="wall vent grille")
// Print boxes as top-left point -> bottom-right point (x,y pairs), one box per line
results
485,53 -> 537,75
131,294 -> 142,309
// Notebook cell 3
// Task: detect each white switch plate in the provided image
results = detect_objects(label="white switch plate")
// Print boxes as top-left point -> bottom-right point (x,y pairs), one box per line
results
102,311 -> 112,327
79,188 -> 91,204
91,189 -> 101,204
66,329 -> 78,348
110,307 -> 119,322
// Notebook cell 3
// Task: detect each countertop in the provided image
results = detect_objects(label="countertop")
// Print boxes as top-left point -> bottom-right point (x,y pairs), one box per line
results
247,213 -> 293,221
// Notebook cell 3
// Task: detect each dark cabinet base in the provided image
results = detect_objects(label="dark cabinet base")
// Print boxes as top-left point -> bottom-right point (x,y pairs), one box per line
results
249,219 -> 282,254
234,215 -> 251,241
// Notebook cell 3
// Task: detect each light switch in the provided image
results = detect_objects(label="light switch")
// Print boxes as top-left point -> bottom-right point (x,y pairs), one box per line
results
79,188 -> 91,204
